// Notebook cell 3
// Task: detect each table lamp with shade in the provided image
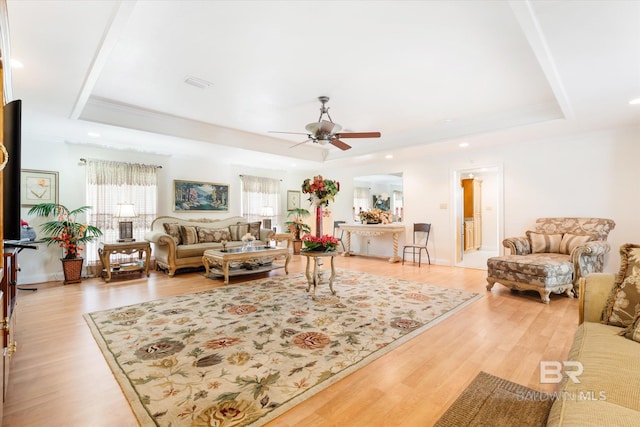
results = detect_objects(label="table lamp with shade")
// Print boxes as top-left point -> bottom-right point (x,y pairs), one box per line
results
261,206 -> 274,231
115,203 -> 137,242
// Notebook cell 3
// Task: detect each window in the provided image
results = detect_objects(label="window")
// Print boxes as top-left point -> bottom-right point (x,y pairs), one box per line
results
353,187 -> 370,219
239,175 -> 281,228
85,159 -> 158,271
393,190 -> 403,220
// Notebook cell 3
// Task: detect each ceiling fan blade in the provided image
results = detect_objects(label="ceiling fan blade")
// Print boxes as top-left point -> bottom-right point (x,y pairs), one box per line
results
335,131 -> 381,139
268,130 -> 310,136
290,138 -> 313,149
330,139 -> 351,151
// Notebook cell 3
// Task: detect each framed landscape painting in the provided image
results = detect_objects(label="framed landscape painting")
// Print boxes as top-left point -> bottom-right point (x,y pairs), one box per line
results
173,180 -> 229,212
21,169 -> 59,206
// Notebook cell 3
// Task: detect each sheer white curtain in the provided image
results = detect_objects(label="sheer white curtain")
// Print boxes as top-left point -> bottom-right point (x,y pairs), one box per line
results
393,190 -> 403,220
85,159 -> 158,269
240,175 -> 281,225
353,187 -> 371,218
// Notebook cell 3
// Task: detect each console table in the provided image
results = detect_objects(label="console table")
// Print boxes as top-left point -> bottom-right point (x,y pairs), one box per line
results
338,223 -> 406,263
98,241 -> 151,282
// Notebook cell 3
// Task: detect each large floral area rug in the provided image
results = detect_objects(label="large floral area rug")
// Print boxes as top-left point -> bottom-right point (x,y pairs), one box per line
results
84,270 -> 482,426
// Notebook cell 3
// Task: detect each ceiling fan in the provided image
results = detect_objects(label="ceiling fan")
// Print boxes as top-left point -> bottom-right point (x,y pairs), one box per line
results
269,96 -> 381,151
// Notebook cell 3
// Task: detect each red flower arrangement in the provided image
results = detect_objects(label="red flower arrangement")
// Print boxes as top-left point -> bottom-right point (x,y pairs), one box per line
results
301,175 -> 340,207
301,234 -> 339,252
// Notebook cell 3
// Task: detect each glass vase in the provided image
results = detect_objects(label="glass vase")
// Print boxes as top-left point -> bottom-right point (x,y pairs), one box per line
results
315,205 -> 323,237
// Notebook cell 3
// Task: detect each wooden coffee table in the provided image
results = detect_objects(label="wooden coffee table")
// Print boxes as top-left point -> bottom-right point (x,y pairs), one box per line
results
202,246 -> 290,284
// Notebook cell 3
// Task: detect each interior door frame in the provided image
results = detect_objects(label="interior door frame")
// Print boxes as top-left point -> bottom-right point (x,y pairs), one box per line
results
450,164 -> 504,266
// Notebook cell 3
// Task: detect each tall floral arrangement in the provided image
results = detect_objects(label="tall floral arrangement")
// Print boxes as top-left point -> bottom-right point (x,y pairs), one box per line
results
302,175 -> 340,207
301,175 -> 340,241
28,203 -> 103,259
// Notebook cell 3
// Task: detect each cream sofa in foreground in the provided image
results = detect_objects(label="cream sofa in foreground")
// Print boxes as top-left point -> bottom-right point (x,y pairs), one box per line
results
145,216 -> 273,276
546,244 -> 640,426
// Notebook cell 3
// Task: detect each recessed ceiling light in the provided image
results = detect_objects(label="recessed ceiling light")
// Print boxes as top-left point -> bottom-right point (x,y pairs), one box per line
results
385,154 -> 393,159
443,118 -> 454,123
184,75 -> 213,89
87,132 -> 100,138
459,142 -> 469,148
629,97 -> 640,105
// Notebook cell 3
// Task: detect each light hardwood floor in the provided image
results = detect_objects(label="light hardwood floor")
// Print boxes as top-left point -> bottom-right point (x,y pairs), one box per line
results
2,255 -> 579,426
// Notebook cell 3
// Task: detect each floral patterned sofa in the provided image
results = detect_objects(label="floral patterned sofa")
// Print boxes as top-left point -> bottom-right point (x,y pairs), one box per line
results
144,216 -> 273,276
486,218 -> 615,303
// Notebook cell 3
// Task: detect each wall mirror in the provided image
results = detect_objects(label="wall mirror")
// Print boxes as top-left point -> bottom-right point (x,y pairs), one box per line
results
353,173 -> 403,222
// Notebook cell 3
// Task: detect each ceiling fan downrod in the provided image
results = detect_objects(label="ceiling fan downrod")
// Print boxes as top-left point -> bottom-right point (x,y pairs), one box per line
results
317,96 -> 333,123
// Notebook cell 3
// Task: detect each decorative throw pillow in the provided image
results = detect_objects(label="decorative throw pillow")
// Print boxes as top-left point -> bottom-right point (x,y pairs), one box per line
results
559,233 -> 594,255
603,275 -> 640,327
248,221 -> 261,239
163,223 -> 182,245
228,223 -> 250,241
620,310 -> 640,343
179,225 -> 199,245
603,244 -> 640,325
197,226 -> 232,243
526,231 -> 562,253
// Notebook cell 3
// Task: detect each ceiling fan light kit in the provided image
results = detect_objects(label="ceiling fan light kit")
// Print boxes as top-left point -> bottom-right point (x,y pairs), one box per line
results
270,96 -> 381,151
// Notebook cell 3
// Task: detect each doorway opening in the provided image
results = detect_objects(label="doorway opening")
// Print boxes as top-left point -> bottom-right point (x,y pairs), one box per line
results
452,165 -> 503,269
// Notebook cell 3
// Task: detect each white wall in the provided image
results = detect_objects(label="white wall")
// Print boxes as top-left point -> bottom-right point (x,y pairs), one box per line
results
18,124 -> 638,283
479,171 -> 499,251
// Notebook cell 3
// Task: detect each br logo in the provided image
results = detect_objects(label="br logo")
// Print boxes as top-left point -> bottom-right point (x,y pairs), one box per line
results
540,361 -> 584,384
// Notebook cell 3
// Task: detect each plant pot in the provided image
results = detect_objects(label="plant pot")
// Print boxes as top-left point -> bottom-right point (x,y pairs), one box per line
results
61,257 -> 84,285
292,239 -> 303,255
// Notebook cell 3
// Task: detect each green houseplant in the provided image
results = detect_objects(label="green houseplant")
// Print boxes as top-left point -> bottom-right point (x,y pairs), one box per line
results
284,208 -> 311,240
284,208 -> 311,255
28,202 -> 103,284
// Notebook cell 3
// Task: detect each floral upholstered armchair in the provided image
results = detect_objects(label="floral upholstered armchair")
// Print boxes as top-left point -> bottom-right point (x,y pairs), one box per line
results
486,218 -> 615,303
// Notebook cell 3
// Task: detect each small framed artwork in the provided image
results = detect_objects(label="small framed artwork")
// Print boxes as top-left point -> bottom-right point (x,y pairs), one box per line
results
287,190 -> 301,211
174,180 -> 229,211
21,169 -> 59,206
373,194 -> 391,211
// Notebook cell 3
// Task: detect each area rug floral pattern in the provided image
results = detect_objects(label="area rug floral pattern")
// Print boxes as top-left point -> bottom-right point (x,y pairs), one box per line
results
84,270 -> 481,426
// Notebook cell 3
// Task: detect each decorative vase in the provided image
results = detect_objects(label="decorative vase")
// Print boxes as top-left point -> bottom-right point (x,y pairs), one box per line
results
61,257 -> 84,285
292,239 -> 302,255
315,206 -> 323,237
21,226 -> 37,241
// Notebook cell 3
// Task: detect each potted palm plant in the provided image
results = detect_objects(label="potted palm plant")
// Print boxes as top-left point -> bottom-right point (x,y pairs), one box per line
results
28,202 -> 103,284
284,208 -> 311,254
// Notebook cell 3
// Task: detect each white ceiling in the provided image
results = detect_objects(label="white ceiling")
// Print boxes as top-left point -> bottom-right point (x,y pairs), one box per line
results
5,0 -> 640,169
